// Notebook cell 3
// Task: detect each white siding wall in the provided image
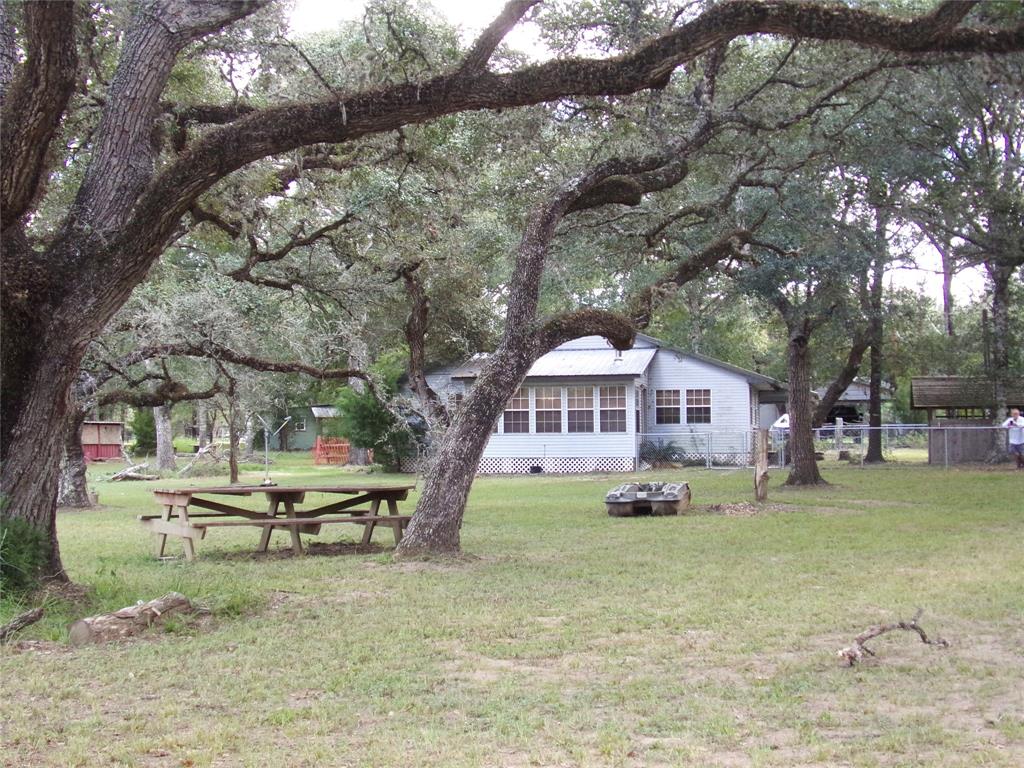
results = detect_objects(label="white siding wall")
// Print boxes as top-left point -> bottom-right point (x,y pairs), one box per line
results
644,350 -> 752,453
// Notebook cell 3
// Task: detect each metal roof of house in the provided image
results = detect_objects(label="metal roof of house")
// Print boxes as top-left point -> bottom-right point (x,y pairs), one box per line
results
452,348 -> 657,379
450,333 -> 786,390
910,376 -> 1024,409
310,405 -> 340,419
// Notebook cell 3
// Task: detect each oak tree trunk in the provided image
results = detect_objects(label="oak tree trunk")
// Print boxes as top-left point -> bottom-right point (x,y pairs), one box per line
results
397,344 -> 535,555
941,249 -> 956,337
154,404 -> 176,471
0,319 -> 88,580
865,262 -> 885,463
985,264 -> 1015,462
227,388 -> 240,484
195,401 -> 209,447
784,333 -> 824,486
57,409 -> 93,508
989,265 -> 1012,422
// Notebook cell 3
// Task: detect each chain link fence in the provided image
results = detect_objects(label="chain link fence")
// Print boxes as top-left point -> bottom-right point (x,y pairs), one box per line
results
638,422 -> 1019,469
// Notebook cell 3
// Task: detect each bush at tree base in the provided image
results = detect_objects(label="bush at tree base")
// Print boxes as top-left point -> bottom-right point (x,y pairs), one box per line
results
0,515 -> 51,594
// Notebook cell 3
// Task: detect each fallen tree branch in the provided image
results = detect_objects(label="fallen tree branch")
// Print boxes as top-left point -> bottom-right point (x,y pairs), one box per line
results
68,592 -> 196,646
110,463 -> 158,481
838,609 -> 949,666
0,607 -> 44,643
177,443 -> 223,476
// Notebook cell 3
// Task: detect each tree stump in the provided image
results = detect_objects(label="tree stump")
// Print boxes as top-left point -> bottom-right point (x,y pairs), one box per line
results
68,592 -> 195,646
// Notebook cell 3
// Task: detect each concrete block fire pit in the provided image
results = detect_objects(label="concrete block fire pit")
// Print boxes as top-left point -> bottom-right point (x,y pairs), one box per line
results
604,481 -> 691,517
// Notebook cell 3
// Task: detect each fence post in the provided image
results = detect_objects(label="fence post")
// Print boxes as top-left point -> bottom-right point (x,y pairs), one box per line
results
754,429 -> 769,501
706,433 -> 712,469
943,427 -> 949,469
835,417 -> 843,455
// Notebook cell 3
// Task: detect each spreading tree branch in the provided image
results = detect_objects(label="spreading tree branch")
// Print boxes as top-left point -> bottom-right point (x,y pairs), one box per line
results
112,0 -> 1024,293
400,264 -> 448,423
458,0 -> 540,74
812,330 -> 870,427
227,213 -> 357,286
0,1 -> 78,229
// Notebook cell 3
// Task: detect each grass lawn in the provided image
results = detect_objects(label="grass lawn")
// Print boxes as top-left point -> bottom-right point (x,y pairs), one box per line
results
2,456 -> 1023,767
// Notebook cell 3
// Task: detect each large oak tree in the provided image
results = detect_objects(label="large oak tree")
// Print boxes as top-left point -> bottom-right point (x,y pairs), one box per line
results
2,0 -> 1022,576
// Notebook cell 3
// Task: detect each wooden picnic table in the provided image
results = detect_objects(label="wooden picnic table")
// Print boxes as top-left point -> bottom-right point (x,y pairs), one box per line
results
140,484 -> 416,560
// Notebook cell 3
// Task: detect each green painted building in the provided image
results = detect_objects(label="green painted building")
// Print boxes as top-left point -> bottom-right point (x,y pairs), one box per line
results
264,405 -> 340,451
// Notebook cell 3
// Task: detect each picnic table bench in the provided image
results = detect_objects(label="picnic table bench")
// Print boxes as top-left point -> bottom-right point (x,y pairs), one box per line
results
140,484 -> 415,560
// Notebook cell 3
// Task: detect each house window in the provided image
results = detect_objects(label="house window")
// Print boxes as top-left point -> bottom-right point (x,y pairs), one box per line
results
535,386 -> 562,433
450,393 -> 464,411
503,387 -> 530,433
293,418 -> 307,432
567,386 -> 594,433
599,385 -> 627,433
655,389 -> 681,425
686,389 -> 712,424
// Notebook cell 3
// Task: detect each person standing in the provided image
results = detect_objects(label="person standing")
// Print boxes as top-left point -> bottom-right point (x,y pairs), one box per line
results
1002,408 -> 1024,469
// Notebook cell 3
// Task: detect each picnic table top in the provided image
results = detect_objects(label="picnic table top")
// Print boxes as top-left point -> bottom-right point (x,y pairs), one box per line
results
152,484 -> 416,496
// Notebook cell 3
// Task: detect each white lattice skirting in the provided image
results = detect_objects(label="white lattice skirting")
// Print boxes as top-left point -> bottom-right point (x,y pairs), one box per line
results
476,456 -> 636,475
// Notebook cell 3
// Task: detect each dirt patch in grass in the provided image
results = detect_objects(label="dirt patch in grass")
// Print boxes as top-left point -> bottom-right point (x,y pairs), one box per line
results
212,540 -> 390,561
363,552 -> 498,573
804,618 -> 1024,760
696,502 -> 793,516
33,579 -> 93,607
7,639 -> 76,656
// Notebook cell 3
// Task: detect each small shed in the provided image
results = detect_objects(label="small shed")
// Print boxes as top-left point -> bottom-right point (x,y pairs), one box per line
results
911,376 -> 1024,464
910,377 -> 1024,422
81,421 -> 124,462
265,404 -> 342,451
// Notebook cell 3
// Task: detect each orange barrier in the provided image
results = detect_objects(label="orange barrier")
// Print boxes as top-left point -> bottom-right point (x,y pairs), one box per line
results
313,437 -> 349,465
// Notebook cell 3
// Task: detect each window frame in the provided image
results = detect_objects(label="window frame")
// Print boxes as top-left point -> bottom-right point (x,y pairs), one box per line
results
685,388 -> 712,424
567,386 -> 594,433
599,385 -> 627,433
503,387 -> 530,433
534,386 -> 563,434
655,389 -> 681,425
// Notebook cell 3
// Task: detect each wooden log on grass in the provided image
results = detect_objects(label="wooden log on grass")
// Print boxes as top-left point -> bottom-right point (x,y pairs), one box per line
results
68,592 -> 195,646
110,462 -> 158,481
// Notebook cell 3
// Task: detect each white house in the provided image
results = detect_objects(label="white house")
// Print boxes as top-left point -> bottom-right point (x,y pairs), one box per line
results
425,334 -> 786,474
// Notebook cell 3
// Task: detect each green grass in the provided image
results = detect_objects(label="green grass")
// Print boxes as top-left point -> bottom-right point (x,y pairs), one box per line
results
2,455 -> 1023,767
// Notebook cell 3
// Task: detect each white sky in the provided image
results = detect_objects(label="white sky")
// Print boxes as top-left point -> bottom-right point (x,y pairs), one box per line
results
288,0 -> 988,307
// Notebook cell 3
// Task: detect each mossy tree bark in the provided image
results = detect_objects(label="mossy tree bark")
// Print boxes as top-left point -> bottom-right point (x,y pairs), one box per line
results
784,327 -> 825,486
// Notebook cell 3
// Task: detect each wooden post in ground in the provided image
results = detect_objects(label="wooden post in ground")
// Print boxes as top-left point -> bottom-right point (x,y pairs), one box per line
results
754,429 -> 769,502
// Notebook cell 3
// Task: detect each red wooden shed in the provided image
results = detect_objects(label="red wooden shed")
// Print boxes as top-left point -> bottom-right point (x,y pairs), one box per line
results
82,421 -> 124,461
